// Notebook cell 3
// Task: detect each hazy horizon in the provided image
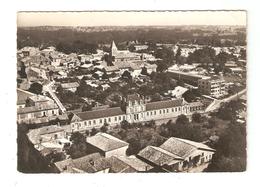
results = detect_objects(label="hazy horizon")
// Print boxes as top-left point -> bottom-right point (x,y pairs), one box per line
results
17,11 -> 246,27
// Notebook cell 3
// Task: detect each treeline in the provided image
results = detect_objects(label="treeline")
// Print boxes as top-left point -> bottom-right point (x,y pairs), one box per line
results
17,27 -> 246,52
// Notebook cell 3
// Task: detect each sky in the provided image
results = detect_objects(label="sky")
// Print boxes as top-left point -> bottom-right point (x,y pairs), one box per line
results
17,11 -> 246,27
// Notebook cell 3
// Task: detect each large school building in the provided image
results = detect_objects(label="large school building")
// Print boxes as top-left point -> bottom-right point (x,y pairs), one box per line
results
70,94 -> 204,132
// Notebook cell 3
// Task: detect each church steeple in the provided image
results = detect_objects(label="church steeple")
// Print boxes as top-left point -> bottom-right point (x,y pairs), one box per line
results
110,40 -> 118,57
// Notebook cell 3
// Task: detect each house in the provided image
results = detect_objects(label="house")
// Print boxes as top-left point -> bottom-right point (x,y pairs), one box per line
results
86,133 -> 129,158
53,152 -> 110,173
17,88 -> 35,109
137,137 -> 215,172
80,63 -> 94,70
27,125 -> 67,151
113,155 -> 153,172
106,156 -> 137,173
53,153 -> 145,173
60,82 -> 80,92
167,86 -> 188,98
134,45 -> 149,51
17,89 -> 60,124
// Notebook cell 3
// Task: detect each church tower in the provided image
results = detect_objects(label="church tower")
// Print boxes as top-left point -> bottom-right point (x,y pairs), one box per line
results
110,40 -> 118,58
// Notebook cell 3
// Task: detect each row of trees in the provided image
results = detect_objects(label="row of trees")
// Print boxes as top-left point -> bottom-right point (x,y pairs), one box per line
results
17,27 -> 246,50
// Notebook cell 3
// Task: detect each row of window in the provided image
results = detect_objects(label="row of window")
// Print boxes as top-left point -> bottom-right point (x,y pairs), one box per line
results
146,107 -> 182,117
73,115 -> 127,129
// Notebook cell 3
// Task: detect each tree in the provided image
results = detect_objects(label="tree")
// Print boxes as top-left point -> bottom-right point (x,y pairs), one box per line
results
121,70 -> 132,80
182,89 -> 198,102
102,71 -> 109,79
141,67 -> 148,75
121,120 -> 130,130
145,120 -> 156,129
90,127 -> 99,136
82,104 -> 92,112
28,82 -> 42,95
126,138 -> 141,156
207,123 -> 246,172
68,132 -> 88,159
19,61 -> 27,78
70,132 -> 86,144
175,47 -> 182,64
192,113 -> 202,123
176,114 -> 189,125
100,123 -> 109,132
156,62 -> 168,72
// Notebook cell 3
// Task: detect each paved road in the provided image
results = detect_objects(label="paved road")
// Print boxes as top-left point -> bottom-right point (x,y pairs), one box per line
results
44,81 -> 66,113
205,88 -> 246,112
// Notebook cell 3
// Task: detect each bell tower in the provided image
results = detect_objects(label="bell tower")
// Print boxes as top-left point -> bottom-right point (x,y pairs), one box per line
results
110,40 -> 118,58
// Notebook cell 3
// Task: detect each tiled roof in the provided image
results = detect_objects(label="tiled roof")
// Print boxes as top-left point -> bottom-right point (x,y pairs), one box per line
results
104,65 -> 119,72
72,153 -> 110,173
29,95 -> 52,103
160,137 -> 215,159
107,156 -> 137,173
86,133 -> 129,152
54,153 -> 110,173
76,107 -> 125,121
27,125 -> 64,144
17,103 -> 59,114
138,146 -> 182,166
146,99 -> 183,111
17,88 -> 35,105
61,82 -> 79,89
115,156 -> 153,172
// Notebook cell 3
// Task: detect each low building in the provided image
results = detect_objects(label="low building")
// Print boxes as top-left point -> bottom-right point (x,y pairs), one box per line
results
53,152 -> 110,173
17,89 -> 59,124
70,94 -> 204,132
168,70 -> 210,86
60,82 -> 80,92
27,125 -> 67,151
86,133 -> 129,158
137,137 -> 215,172
134,45 -> 149,51
167,86 -> 188,98
198,77 -> 228,98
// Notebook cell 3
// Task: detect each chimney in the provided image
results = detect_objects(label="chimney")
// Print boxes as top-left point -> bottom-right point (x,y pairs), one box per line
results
89,159 -> 94,166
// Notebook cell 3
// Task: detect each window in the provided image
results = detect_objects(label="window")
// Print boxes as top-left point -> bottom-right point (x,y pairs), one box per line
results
160,110 -> 162,114
108,118 -> 111,122
119,116 -> 121,121
147,112 -> 149,116
175,108 -> 177,112
172,108 -> 174,112
179,107 -> 181,111
166,109 -> 169,113
150,111 -> 152,116
104,118 -> 107,123
84,121 -> 87,126
93,120 -> 96,125
114,117 -> 117,121
89,121 -> 92,125
154,111 -> 156,115
100,119 -> 102,123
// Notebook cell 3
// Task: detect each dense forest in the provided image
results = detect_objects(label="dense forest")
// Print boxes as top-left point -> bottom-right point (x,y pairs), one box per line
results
17,26 -> 246,54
